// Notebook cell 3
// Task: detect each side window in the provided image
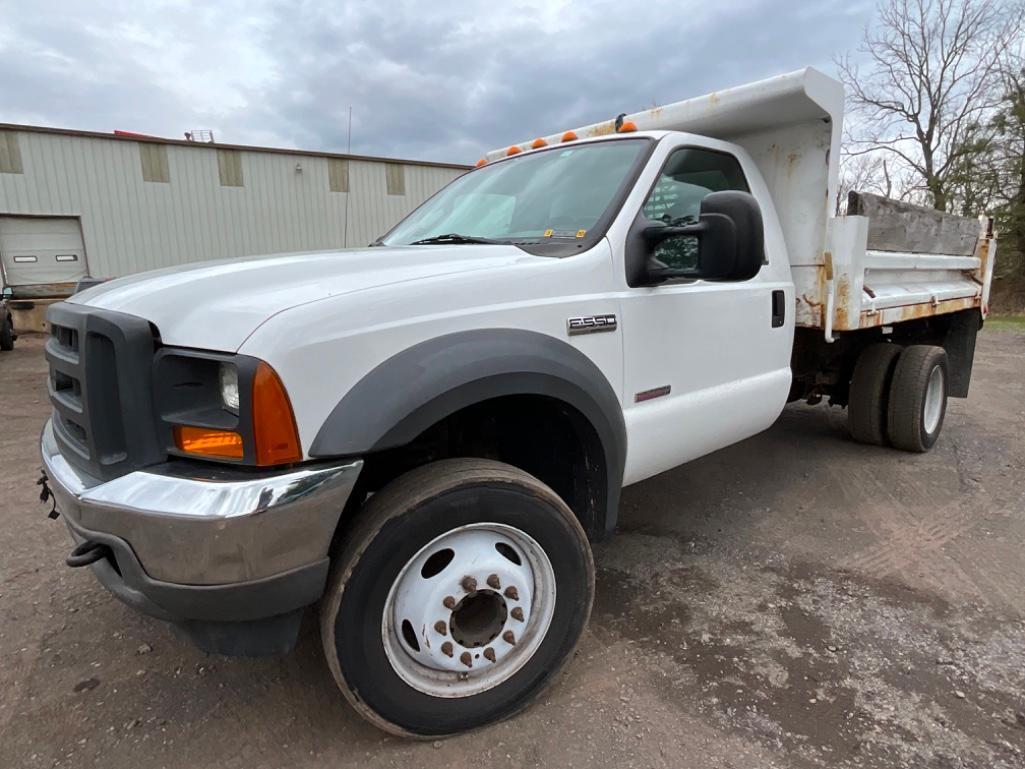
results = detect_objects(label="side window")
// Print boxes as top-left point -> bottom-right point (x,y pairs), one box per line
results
642,148 -> 749,270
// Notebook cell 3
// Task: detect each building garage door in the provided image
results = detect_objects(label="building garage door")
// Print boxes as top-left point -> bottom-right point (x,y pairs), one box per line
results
0,216 -> 88,298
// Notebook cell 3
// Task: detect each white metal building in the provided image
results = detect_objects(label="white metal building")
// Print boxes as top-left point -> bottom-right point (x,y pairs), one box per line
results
0,124 -> 469,299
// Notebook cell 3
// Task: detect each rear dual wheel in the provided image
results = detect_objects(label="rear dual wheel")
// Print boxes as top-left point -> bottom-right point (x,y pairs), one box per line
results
887,346 -> 948,452
848,343 -> 948,452
320,458 -> 594,737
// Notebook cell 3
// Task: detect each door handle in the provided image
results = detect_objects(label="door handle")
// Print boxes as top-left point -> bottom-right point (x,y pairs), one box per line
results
771,290 -> 785,328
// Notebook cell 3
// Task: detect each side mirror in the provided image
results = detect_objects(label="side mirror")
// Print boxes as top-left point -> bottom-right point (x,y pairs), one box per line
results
642,191 -> 764,283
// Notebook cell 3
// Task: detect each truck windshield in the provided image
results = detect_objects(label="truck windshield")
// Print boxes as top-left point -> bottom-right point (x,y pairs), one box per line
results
382,140 -> 647,248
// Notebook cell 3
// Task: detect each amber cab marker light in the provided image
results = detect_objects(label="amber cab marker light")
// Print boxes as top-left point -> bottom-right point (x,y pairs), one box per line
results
506,145 -> 522,156
561,131 -> 578,142
174,426 -> 244,460
617,120 -> 638,133
475,158 -> 487,168
252,361 -> 302,466
531,138 -> 548,149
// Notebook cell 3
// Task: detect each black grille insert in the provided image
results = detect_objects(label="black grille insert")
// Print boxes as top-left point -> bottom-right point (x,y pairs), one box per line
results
45,303 -> 164,481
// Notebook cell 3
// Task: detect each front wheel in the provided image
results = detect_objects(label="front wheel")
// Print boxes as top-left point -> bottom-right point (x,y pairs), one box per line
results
320,458 -> 594,737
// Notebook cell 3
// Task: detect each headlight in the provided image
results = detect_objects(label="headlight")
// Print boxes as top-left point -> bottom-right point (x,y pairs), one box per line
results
219,363 -> 240,413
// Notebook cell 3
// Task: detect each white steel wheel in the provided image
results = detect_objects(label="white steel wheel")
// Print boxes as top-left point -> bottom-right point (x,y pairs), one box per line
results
383,523 -> 556,698
922,365 -> 945,435
320,458 -> 594,737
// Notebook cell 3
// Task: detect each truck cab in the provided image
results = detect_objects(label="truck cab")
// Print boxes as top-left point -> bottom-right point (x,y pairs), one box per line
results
38,67 -> 993,737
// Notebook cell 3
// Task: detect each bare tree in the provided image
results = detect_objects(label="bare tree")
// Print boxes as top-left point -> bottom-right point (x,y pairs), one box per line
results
836,153 -> 896,214
837,0 -> 1021,211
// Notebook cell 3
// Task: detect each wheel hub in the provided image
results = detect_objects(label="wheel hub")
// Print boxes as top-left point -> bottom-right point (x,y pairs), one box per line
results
449,589 -> 507,648
382,523 -> 556,698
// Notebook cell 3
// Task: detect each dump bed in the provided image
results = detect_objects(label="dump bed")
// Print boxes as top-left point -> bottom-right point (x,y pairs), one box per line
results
488,67 -> 996,336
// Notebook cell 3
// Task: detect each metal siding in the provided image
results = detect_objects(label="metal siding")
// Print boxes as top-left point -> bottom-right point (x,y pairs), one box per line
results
0,129 -> 464,278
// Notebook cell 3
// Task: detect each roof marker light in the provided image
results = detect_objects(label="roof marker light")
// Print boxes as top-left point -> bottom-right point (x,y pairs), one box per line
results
617,120 -> 638,133
506,145 -> 522,156
561,131 -> 578,143
531,138 -> 548,149
475,158 -> 487,167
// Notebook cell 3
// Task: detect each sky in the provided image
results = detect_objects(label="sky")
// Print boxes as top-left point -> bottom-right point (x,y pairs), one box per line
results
0,0 -> 878,165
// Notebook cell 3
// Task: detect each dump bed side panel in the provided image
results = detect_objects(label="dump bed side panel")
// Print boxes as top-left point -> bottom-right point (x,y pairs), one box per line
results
795,192 -> 995,333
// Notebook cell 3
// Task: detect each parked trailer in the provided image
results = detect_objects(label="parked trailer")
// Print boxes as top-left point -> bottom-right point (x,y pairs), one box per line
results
38,67 -> 993,737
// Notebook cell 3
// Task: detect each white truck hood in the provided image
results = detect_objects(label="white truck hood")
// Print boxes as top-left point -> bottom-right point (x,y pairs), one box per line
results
72,245 -> 541,350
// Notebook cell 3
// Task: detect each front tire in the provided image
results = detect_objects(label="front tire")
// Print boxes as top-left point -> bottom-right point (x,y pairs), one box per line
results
320,458 -> 594,737
887,345 -> 949,452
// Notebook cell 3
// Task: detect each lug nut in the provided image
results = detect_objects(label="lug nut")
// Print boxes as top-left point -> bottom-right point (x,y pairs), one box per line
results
443,596 -> 456,609
441,642 -> 453,657
511,607 -> 524,622
434,620 -> 447,635
461,576 -> 477,593
483,647 -> 497,662
460,651 -> 472,668
504,586 -> 519,601
487,574 -> 501,589
502,630 -> 516,645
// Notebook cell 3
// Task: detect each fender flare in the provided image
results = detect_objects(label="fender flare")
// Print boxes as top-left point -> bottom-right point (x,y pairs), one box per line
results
309,329 -> 626,535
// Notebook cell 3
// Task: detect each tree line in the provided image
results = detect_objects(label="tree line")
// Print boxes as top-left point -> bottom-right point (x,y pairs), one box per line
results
836,0 -> 1024,279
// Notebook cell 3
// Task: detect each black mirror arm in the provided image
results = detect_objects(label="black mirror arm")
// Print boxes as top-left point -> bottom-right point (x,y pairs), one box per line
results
641,221 -> 706,283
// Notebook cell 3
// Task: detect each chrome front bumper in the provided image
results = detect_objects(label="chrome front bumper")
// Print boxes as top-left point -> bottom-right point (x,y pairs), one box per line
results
41,419 -> 362,586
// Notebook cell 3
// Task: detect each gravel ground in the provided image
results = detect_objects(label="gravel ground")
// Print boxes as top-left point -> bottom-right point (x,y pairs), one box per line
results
2,329 -> 1024,769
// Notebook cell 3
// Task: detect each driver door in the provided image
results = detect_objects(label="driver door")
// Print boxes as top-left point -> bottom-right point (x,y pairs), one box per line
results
619,144 -> 792,485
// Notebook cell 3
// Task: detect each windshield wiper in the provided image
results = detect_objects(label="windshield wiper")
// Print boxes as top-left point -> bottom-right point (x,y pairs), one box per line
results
409,233 -> 503,245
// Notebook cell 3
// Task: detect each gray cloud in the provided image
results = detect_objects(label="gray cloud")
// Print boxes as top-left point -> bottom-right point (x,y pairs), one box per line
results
0,0 -> 876,164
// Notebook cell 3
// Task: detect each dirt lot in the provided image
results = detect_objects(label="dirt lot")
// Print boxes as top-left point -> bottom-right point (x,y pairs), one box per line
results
2,329 -> 1024,769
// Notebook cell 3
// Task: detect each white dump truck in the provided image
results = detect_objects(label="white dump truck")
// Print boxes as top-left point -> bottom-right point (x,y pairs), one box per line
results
38,67 -> 995,736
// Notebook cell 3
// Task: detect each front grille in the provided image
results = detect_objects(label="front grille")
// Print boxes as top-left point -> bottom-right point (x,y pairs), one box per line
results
45,303 -> 164,481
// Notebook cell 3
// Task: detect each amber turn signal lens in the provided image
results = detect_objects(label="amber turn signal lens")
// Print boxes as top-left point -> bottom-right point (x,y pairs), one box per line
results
252,362 -> 302,466
174,425 -> 244,459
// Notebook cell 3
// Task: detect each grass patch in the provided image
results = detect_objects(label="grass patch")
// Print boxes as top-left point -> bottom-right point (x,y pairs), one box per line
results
983,315 -> 1025,333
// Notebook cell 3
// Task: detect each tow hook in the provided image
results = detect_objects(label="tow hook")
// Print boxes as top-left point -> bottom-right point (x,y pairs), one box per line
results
67,540 -> 112,568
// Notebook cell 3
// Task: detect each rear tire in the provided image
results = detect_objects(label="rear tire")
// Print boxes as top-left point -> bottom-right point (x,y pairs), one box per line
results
848,343 -> 902,445
320,458 -> 594,737
887,345 -> 948,452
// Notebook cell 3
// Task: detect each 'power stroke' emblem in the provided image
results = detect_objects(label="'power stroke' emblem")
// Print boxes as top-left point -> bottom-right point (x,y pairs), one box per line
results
567,314 -> 618,335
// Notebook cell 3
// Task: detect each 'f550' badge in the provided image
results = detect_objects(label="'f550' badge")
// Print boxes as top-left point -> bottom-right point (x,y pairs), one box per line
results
567,314 -> 618,335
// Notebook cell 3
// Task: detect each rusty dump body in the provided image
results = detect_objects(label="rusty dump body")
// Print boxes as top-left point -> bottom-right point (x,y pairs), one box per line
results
794,192 -> 995,339
490,67 -> 996,342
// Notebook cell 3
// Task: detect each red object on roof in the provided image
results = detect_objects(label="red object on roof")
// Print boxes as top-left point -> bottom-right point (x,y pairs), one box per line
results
113,130 -> 164,140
